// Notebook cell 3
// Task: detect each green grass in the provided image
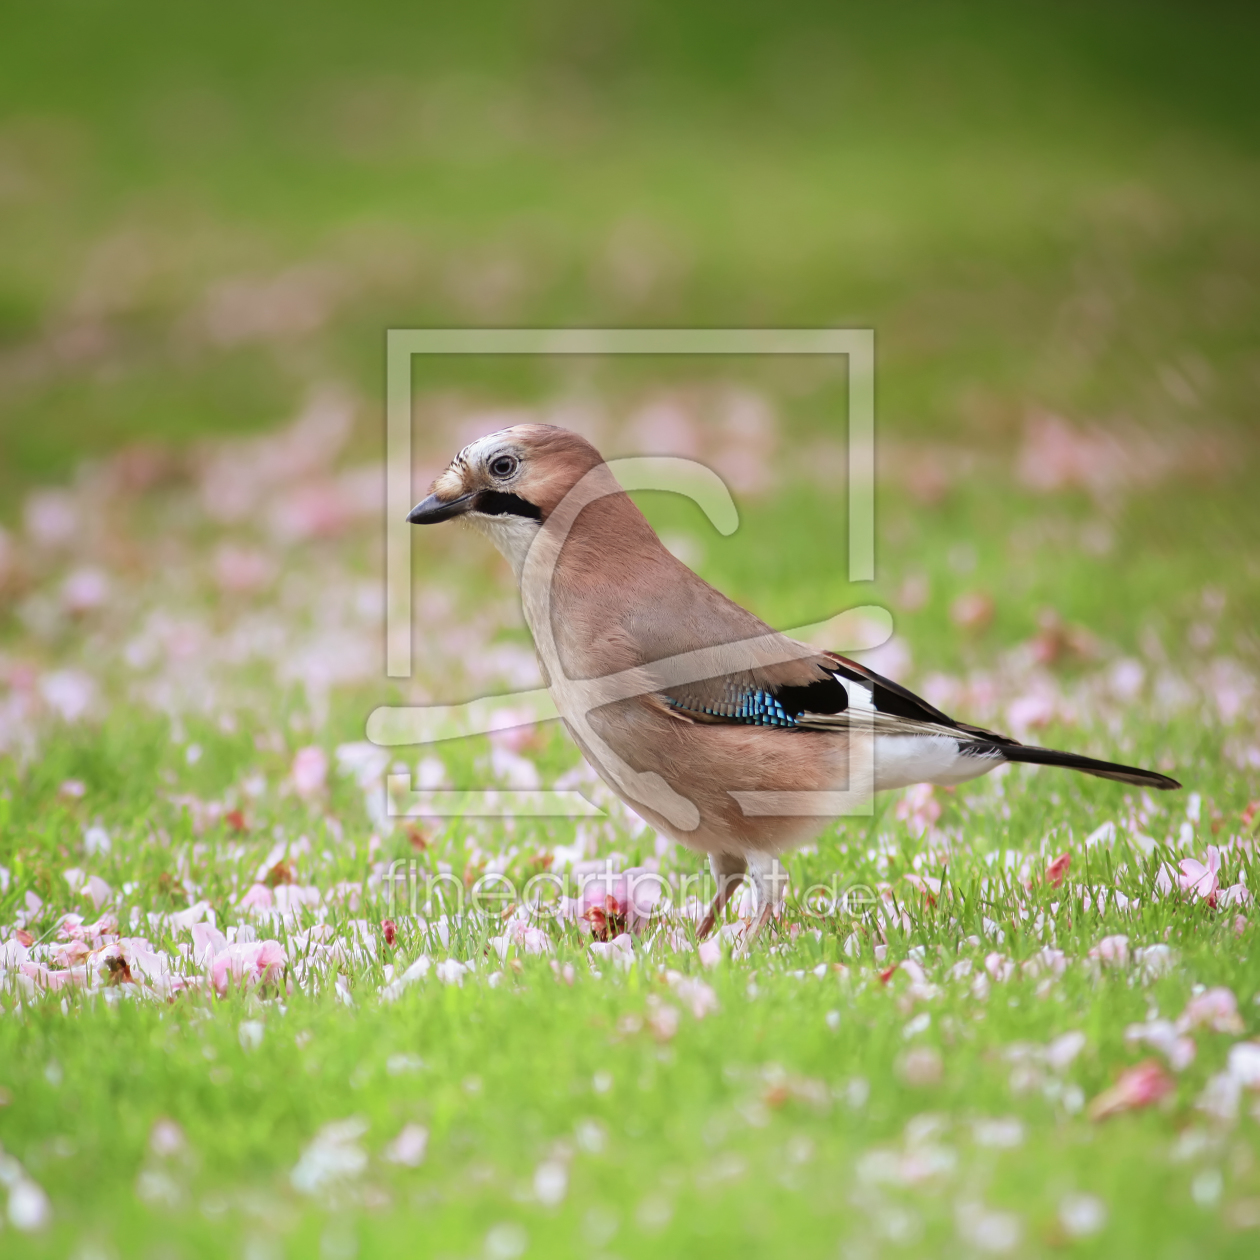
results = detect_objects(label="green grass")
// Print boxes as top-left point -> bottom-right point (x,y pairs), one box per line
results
0,444 -> 1257,1257
2,715 -> 1260,1258
2,1 -> 1260,1256
1,1 -> 1259,492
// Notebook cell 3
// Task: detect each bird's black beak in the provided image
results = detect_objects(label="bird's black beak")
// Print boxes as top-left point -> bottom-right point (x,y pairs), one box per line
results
406,492 -> 475,524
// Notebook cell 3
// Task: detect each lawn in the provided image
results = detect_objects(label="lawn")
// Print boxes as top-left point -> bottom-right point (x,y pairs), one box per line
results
2,2 -> 1260,1257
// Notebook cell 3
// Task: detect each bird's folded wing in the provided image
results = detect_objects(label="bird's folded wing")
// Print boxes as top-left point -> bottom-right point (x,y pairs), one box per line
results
656,645 -> 1181,790
659,646 -> 1020,747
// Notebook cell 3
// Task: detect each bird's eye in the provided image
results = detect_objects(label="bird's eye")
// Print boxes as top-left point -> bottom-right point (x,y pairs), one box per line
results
489,455 -> 518,479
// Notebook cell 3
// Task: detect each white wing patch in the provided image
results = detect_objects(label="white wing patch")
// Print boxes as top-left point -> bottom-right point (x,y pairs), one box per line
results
838,677 -> 875,711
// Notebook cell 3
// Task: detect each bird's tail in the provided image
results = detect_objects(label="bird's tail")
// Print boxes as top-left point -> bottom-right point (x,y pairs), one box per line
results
987,743 -> 1180,791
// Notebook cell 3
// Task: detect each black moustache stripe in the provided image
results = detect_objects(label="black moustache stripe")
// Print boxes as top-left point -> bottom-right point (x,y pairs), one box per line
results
475,490 -> 542,520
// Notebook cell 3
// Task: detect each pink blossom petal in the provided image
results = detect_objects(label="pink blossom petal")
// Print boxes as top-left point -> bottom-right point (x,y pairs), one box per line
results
82,875 -> 113,910
384,1123 -> 428,1167
984,953 -> 1014,982
191,921 -> 228,965
486,708 -> 540,753
578,866 -> 666,938
238,883 -> 274,911
1088,1060 -> 1174,1121
1090,935 -> 1129,967
211,940 -> 287,997
213,544 -> 276,594
895,783 -> 941,838
61,567 -> 110,615
1177,987 -> 1244,1035
7,1177 -> 52,1231
645,999 -> 680,1041
1045,852 -> 1071,888
291,746 -> 329,798
672,976 -> 719,1018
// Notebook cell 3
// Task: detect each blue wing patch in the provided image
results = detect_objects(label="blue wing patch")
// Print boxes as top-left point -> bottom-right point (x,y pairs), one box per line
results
664,687 -> 798,728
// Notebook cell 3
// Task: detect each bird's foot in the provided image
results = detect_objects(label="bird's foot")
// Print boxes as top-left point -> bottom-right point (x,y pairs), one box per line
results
725,905 -> 778,958
744,903 -> 777,942
735,902 -> 771,947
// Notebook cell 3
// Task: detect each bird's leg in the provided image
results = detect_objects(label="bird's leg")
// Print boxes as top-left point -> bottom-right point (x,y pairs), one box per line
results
743,852 -> 790,941
696,853 -> 747,941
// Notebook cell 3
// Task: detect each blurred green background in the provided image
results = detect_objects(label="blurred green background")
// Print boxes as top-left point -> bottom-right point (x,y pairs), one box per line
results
2,0 -> 1258,477
1,0 -> 1258,676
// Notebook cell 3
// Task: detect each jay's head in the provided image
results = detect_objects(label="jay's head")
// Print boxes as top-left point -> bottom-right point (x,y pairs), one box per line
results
408,424 -> 605,559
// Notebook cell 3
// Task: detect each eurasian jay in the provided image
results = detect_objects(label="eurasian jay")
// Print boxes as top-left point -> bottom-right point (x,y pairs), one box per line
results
408,424 -> 1179,936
